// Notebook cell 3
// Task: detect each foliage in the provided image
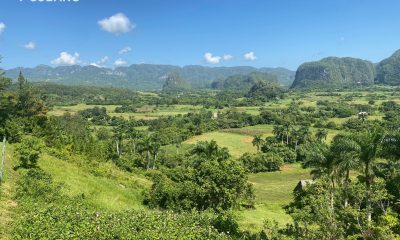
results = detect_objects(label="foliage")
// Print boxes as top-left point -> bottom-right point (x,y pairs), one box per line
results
15,136 -> 44,168
211,71 -> 278,92
145,141 -> 254,211
12,168 -> 233,240
240,152 -> 283,173
246,80 -> 284,101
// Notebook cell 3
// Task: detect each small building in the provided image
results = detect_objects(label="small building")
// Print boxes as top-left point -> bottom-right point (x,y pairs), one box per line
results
294,180 -> 315,192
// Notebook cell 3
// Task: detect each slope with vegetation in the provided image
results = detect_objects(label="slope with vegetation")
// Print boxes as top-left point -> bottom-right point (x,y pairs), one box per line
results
211,72 -> 278,92
292,57 -> 376,89
162,72 -> 191,92
375,49 -> 400,85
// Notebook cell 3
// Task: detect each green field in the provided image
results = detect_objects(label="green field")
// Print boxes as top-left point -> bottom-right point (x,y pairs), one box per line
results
49,104 -> 205,120
185,124 -> 343,157
39,153 -> 151,211
239,164 -> 310,230
185,131 -> 257,157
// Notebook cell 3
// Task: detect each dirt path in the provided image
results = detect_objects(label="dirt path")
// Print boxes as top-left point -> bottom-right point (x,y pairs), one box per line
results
0,144 -> 18,240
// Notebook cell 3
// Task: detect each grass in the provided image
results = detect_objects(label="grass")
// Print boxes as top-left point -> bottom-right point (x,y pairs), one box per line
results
184,131 -> 257,157
49,104 -> 120,116
0,144 -> 18,240
39,153 -> 151,211
238,163 -> 310,231
222,124 -> 275,138
49,103 -> 205,120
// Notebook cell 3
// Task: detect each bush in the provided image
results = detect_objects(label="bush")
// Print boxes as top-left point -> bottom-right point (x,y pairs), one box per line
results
12,199 -> 232,240
240,153 -> 283,173
15,136 -> 44,168
12,164 -> 232,239
15,168 -> 62,202
145,141 -> 254,212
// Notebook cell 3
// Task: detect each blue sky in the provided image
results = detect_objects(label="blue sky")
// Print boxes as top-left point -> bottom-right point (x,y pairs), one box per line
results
0,0 -> 400,70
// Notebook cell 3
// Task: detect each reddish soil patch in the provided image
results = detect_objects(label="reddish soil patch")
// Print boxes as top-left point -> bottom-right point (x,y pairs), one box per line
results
140,116 -> 158,120
243,136 -> 254,143
280,164 -> 292,171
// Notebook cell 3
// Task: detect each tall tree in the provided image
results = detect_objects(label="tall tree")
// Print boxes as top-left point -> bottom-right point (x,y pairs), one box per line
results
273,125 -> 285,144
15,72 -> 47,118
330,135 -> 360,207
333,129 -> 384,222
315,128 -> 328,142
252,135 -> 264,151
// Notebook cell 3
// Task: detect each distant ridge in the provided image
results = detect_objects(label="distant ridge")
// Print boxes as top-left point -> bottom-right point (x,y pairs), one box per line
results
4,64 -> 295,90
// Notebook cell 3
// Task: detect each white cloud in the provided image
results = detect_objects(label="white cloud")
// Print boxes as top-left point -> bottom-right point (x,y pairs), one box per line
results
244,51 -> 257,61
118,46 -> 132,54
223,54 -> 233,61
114,58 -> 127,66
23,41 -> 36,50
204,52 -> 221,64
98,13 -> 135,34
90,56 -> 109,68
51,52 -> 81,65
0,22 -> 6,35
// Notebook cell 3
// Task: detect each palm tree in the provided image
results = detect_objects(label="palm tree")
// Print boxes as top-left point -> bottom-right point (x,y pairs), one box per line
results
284,122 -> 291,145
126,127 -> 143,153
112,125 -> 125,157
354,130 -> 383,222
382,130 -> 400,161
252,135 -> 264,151
150,135 -> 161,169
315,129 -> 328,142
303,143 -> 336,187
191,140 -> 230,162
273,125 -> 285,144
333,129 -> 384,221
303,142 -> 337,210
138,135 -> 153,170
330,135 -> 360,207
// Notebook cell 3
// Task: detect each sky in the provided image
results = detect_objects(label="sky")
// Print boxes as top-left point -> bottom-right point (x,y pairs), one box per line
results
0,0 -> 400,70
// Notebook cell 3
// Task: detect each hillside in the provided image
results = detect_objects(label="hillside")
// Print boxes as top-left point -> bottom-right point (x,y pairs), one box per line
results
375,49 -> 400,85
5,64 -> 294,90
291,57 -> 376,89
211,72 -> 278,92
162,72 -> 191,91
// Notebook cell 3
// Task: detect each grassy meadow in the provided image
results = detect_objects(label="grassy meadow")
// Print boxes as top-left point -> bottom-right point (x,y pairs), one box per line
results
239,164 -> 310,230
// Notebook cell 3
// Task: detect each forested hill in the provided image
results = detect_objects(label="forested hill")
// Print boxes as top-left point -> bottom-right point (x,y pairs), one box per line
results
291,57 -> 376,89
4,64 -> 295,90
375,49 -> 400,85
211,72 -> 279,92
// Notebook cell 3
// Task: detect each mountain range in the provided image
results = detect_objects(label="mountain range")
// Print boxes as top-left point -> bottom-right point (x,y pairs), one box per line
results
6,48 -> 400,91
4,64 -> 295,90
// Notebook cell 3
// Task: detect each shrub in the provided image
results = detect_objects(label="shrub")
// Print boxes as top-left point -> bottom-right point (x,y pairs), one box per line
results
15,136 -> 44,168
240,152 -> 283,173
